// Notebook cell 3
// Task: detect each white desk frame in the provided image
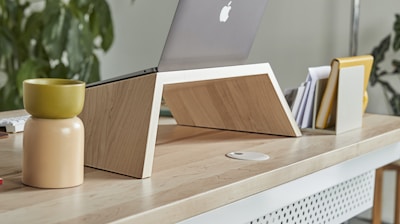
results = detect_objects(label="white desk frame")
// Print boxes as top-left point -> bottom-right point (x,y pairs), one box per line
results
179,143 -> 400,224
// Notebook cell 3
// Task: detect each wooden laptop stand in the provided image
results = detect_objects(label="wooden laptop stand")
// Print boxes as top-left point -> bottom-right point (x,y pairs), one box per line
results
79,63 -> 301,178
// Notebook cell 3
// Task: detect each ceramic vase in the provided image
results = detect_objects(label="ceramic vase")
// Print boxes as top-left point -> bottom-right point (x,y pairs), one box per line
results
22,78 -> 85,188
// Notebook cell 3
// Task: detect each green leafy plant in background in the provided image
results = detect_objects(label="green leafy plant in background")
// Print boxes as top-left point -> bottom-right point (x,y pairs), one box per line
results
370,14 -> 400,115
0,0 -> 114,111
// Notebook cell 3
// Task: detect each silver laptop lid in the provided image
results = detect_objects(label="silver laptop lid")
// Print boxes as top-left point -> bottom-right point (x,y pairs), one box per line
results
158,0 -> 269,72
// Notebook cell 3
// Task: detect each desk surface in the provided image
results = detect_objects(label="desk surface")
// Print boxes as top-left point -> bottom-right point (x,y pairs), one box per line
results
1,112 -> 400,223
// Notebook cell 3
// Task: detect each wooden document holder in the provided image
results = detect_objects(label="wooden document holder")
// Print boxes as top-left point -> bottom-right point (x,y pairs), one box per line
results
79,63 -> 301,178
311,66 -> 365,134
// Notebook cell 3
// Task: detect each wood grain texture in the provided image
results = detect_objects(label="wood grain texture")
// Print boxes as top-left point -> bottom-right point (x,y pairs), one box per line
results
373,167 -> 384,224
79,74 -> 157,178
79,63 -> 300,179
372,163 -> 400,224
1,113 -> 400,223
163,74 -> 301,137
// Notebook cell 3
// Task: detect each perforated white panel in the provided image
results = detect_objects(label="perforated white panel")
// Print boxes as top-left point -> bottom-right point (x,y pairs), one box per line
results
248,171 -> 375,224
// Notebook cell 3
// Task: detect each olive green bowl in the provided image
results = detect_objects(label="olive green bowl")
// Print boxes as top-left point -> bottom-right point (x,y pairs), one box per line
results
23,78 -> 85,119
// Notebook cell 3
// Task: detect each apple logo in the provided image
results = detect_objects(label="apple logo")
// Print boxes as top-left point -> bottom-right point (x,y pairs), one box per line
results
219,1 -> 232,23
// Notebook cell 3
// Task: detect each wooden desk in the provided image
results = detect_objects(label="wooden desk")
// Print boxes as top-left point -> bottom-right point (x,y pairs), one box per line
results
1,113 -> 400,223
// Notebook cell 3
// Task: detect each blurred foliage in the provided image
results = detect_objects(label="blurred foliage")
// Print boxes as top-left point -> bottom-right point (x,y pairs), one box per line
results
371,14 -> 400,115
0,0 -> 114,111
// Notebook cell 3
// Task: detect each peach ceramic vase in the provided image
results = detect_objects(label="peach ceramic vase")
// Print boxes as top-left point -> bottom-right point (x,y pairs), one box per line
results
22,78 -> 85,188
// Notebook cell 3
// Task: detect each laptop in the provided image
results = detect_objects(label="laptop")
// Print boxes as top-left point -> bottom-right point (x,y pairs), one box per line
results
88,0 -> 269,87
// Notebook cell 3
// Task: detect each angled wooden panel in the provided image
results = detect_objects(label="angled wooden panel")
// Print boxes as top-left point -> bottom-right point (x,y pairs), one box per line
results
79,74 -> 157,178
78,63 -> 299,179
163,74 -> 301,137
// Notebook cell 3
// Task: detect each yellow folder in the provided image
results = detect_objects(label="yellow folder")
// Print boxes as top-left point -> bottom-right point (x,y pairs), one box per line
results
315,55 -> 373,129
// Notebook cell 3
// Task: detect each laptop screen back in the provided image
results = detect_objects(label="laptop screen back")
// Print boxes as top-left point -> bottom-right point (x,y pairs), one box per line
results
158,0 -> 269,72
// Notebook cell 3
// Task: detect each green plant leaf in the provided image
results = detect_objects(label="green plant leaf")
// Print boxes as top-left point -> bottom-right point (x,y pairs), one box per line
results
49,63 -> 69,79
80,54 -> 100,83
393,14 -> 400,51
70,0 -> 91,12
12,1 -> 29,37
24,12 -> 43,42
90,0 -> 114,51
390,94 -> 400,115
0,1 -> 29,67
372,35 -> 391,64
15,59 -> 49,97
0,83 -> 21,111
23,12 -> 45,62
66,16 -> 93,73
0,0 -> 114,111
370,35 -> 391,86
43,0 -> 61,16
3,0 -> 18,26
0,27 -> 13,59
42,4 -> 71,59
393,59 -> 400,74
32,40 -> 50,63
0,0 -> 5,13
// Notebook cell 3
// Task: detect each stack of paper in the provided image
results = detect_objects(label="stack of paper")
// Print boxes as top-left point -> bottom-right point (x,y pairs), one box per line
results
284,66 -> 330,128
284,55 -> 373,132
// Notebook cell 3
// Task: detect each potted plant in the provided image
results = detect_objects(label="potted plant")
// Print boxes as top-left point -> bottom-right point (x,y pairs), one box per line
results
370,14 -> 400,115
0,0 -> 114,111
